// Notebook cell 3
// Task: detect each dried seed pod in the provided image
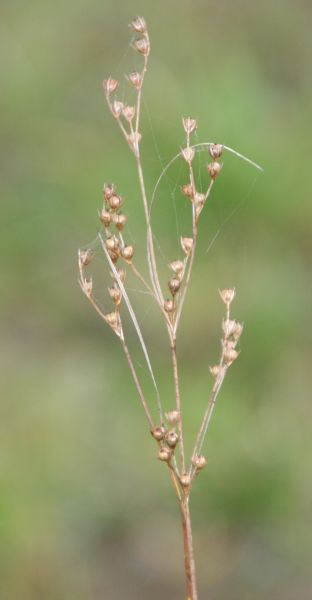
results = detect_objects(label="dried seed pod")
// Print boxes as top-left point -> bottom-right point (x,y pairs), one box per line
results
219,288 -> 236,305
127,131 -> 142,153
209,143 -> 223,160
224,348 -> 239,364
209,365 -> 222,378
127,71 -> 142,90
108,195 -> 123,210
165,430 -> 179,448
103,183 -> 115,201
158,447 -> 172,462
151,426 -> 166,441
112,100 -> 124,118
122,245 -> 134,261
106,236 -> 119,252
192,455 -> 207,470
181,146 -> 195,164
223,319 -> 239,337
104,311 -> 122,337
194,192 -> 205,206
169,277 -> 180,295
180,474 -> 191,487
130,16 -> 147,33
181,236 -> 194,256
108,286 -> 122,306
100,209 -> 112,227
182,117 -> 197,135
113,213 -> 127,231
79,249 -> 92,267
233,322 -> 243,340
134,37 -> 150,56
180,183 -> 194,199
122,105 -> 135,122
165,410 -> 180,425
169,260 -> 184,276
164,299 -> 174,313
207,161 -> 222,180
103,78 -> 119,95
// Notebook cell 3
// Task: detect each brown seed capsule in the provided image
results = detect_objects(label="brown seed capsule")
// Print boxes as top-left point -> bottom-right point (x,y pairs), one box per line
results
108,286 -> 122,306
219,288 -> 236,305
209,143 -> 223,160
122,245 -> 134,261
182,117 -> 197,135
113,213 -> 127,231
108,195 -> 123,210
112,100 -> 124,118
169,277 -> 180,295
223,319 -> 239,337
166,430 -> 179,448
224,348 -> 239,364
209,365 -> 222,378
207,161 -> 222,180
134,37 -> 150,56
192,455 -> 207,470
233,322 -> 243,340
103,78 -> 119,95
181,147 -> 195,164
104,311 -> 122,337
181,236 -> 194,256
180,474 -> 191,487
169,260 -> 184,276
164,299 -> 174,313
130,16 -> 147,33
106,236 -> 119,252
151,426 -> 166,441
100,209 -> 112,227
103,183 -> 115,201
180,183 -> 194,199
158,447 -> 172,462
165,410 -> 180,425
127,71 -> 142,90
79,249 -> 92,267
122,105 -> 135,122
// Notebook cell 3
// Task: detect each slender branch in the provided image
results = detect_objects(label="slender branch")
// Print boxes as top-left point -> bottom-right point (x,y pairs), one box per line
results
122,339 -> 154,428
171,339 -> 185,474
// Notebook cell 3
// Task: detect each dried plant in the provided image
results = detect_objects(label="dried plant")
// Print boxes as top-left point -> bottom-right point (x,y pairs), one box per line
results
78,16 -> 261,600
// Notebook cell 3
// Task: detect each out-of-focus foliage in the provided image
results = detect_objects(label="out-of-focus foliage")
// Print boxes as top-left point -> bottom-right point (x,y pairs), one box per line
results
1,0 -> 312,598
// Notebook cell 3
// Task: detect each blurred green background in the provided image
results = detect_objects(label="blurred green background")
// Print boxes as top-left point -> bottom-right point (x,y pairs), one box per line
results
1,0 -> 312,598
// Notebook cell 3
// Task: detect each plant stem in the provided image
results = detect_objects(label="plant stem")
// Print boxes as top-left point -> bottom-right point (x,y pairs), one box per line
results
180,494 -> 198,600
171,339 -> 185,473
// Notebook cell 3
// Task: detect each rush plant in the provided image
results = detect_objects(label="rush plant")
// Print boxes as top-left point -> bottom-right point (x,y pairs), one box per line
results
78,16 -> 261,600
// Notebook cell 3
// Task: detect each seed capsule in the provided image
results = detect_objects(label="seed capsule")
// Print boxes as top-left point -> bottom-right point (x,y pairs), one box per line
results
158,447 -> 172,462
166,430 -> 179,448
112,100 -> 124,118
219,288 -> 236,305
164,299 -> 174,313
209,365 -> 222,378
181,147 -> 195,164
134,37 -> 150,56
130,16 -> 147,33
165,410 -> 180,425
100,209 -> 112,227
182,117 -> 197,135
181,237 -> 194,256
151,426 -> 166,441
79,249 -> 92,267
207,161 -> 222,180
82,277 -> 93,297
224,348 -> 239,364
122,105 -> 135,122
122,245 -> 134,261
169,278 -> 180,295
108,195 -> 123,210
180,474 -> 191,487
103,183 -> 115,201
127,71 -> 142,90
209,143 -> 223,160
169,260 -> 184,276
192,455 -> 207,470
180,183 -> 194,199
108,286 -> 122,306
106,236 -> 119,252
103,78 -> 119,95
113,214 -> 127,231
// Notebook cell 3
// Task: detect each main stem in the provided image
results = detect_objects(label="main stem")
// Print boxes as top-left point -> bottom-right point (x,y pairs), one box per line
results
180,494 -> 198,600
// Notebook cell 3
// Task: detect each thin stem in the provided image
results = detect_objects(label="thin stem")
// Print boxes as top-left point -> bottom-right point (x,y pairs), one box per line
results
122,339 -> 154,428
171,339 -> 185,474
180,495 -> 198,600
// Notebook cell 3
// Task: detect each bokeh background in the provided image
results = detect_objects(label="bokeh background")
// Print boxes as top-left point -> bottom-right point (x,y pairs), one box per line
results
1,0 -> 312,598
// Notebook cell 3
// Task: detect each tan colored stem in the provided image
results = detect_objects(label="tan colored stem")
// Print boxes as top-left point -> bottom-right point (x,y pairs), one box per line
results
180,495 -> 198,600
171,340 -> 185,473
122,339 -> 154,428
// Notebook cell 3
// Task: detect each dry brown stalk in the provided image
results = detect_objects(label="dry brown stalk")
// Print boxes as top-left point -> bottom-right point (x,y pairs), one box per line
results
79,16 -> 261,600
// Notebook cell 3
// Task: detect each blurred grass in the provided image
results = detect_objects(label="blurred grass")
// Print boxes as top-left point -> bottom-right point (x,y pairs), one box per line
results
1,0 -> 312,598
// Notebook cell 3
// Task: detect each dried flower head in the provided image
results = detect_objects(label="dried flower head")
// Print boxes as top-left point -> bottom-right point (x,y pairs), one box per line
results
192,455 -> 207,470
108,286 -> 122,306
219,288 -> 236,305
127,131 -> 142,154
122,105 -> 135,122
106,236 -> 119,252
166,430 -> 179,448
209,365 -> 222,378
81,277 -> 93,297
224,347 -> 239,365
79,249 -> 92,267
100,209 -> 112,227
104,311 -> 122,337
127,71 -> 142,90
112,100 -> 124,118
207,161 -> 222,180
180,183 -> 195,199
181,236 -> 194,255
130,16 -> 147,33
103,78 -> 119,95
169,277 -> 180,295
134,37 -> 150,56
151,426 -> 166,441
209,143 -> 223,160
103,183 -> 115,200
158,447 -> 172,462
164,299 -> 174,313
182,117 -> 197,135
181,146 -> 195,164
169,260 -> 185,276
180,474 -> 191,487
113,213 -> 127,231
165,410 -> 180,425
108,194 -> 123,210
